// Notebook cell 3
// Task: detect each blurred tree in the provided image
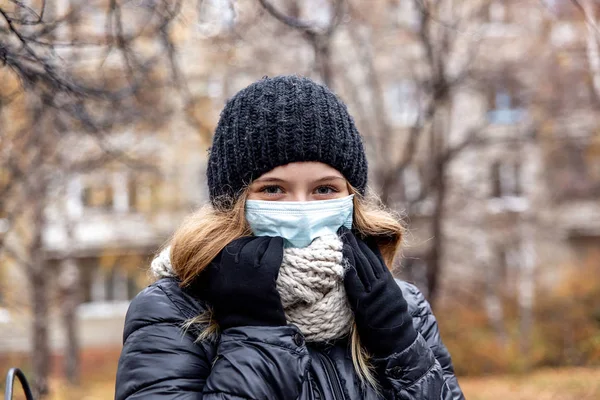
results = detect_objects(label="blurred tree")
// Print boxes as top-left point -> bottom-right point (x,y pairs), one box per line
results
258,0 -> 344,87
0,0 -> 186,396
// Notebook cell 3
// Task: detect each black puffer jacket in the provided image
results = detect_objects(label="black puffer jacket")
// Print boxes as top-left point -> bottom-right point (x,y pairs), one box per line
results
115,277 -> 464,400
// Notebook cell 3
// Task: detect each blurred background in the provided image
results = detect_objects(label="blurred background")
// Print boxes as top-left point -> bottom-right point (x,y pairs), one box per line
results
1,0 -> 599,399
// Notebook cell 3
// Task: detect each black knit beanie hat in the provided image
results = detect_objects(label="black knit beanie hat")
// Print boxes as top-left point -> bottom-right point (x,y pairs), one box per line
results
207,75 -> 368,207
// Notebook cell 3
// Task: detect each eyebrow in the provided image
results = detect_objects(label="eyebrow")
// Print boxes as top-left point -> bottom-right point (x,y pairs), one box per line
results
252,176 -> 345,184
313,176 -> 346,183
252,177 -> 286,183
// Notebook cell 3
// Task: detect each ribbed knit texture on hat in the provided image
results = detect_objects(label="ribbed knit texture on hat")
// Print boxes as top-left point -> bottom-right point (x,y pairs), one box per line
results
207,75 -> 368,207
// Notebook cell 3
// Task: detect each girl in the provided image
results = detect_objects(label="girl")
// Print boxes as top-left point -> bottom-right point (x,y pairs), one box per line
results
115,75 -> 464,399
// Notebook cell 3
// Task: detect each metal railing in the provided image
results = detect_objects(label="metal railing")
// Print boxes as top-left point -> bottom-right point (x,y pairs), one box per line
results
4,368 -> 34,400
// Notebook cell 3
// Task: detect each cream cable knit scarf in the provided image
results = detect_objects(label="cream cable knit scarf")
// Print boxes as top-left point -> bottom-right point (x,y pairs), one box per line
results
150,235 -> 353,342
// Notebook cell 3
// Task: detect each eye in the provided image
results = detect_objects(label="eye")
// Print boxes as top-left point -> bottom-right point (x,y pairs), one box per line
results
314,185 -> 339,195
259,185 -> 284,195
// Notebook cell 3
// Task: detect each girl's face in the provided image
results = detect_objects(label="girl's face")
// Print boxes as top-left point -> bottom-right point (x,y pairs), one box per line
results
247,162 -> 350,202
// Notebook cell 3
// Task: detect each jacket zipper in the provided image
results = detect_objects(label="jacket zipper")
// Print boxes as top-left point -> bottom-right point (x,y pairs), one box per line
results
318,351 -> 345,400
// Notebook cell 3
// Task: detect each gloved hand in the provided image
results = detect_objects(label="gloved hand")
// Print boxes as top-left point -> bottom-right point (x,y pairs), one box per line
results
200,236 -> 287,330
338,227 -> 417,358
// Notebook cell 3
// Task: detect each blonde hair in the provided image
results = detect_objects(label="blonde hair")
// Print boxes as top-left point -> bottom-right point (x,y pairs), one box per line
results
167,185 -> 404,389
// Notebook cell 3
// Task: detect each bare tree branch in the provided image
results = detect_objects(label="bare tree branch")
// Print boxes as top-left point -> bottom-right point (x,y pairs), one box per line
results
257,0 -> 322,33
1,1 -> 185,394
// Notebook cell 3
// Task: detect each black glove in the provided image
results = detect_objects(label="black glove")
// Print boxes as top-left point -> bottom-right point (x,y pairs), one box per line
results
199,236 -> 287,330
338,227 -> 417,358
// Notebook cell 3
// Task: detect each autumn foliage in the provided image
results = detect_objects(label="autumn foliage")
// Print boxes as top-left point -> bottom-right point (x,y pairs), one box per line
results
439,255 -> 600,376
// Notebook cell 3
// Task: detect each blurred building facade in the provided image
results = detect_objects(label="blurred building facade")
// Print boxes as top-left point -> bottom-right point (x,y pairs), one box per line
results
1,0 -> 599,352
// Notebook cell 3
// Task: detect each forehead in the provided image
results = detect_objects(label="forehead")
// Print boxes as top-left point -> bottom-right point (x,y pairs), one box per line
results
257,162 -> 344,181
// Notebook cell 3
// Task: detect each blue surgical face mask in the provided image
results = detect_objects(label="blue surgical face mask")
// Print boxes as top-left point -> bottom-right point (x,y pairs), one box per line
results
245,195 -> 354,248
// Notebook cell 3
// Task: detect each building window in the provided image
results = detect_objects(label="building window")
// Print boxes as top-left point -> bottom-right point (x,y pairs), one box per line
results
128,175 -> 163,213
491,160 -> 522,198
80,257 -> 146,304
81,181 -> 114,211
127,176 -> 139,211
78,172 -> 166,213
486,84 -> 526,125
549,139 -> 600,201
385,81 -> 420,127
